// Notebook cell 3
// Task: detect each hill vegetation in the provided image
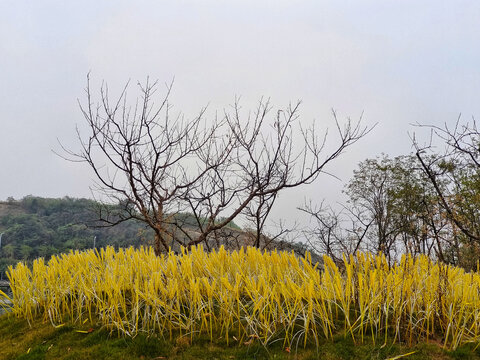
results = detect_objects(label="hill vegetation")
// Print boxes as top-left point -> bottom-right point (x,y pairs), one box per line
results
0,196 -> 154,278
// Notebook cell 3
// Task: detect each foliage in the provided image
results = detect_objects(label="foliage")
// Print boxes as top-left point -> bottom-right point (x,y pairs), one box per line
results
0,196 -> 241,278
0,197 -> 151,276
3,246 -> 480,352
344,154 -> 442,261
414,119 -> 480,269
303,152 -> 479,269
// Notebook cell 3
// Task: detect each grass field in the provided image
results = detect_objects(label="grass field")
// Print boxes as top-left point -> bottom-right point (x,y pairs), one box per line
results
2,245 -> 480,359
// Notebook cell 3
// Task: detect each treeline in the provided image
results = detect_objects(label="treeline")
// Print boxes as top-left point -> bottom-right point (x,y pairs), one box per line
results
2,112 -> 480,275
303,120 -> 480,271
0,196 -> 153,277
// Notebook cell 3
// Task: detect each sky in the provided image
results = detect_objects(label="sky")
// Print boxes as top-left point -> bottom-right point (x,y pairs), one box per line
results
1,1 -> 480,228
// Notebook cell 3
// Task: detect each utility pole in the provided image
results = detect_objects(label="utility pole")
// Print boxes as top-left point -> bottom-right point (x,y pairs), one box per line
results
0,233 -> 3,281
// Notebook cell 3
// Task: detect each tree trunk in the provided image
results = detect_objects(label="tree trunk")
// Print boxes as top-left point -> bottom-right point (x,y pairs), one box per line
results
153,226 -> 169,256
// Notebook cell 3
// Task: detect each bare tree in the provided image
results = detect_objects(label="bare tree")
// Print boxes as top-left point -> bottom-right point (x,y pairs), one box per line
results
185,104 -> 371,248
59,76 -> 228,254
61,76 -> 370,254
413,117 -> 480,268
299,200 -> 373,264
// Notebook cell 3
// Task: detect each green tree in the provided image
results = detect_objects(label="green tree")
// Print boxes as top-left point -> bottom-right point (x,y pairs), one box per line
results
2,244 -> 16,259
19,245 -> 33,260
344,154 -> 447,262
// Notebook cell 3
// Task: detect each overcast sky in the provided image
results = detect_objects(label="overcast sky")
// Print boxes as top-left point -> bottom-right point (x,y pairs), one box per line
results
1,1 -> 479,227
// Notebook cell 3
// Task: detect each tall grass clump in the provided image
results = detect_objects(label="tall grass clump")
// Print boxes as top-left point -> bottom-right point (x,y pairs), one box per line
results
1,245 -> 480,351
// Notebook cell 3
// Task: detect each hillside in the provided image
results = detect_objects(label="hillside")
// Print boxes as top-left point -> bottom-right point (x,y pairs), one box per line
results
0,197 -> 152,277
0,196 -> 312,278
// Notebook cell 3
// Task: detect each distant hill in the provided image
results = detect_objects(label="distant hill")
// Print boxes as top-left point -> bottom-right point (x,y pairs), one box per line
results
0,196 -> 315,278
0,196 -> 154,277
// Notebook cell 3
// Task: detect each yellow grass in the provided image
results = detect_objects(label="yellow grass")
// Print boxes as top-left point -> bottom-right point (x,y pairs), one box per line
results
1,245 -> 480,350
